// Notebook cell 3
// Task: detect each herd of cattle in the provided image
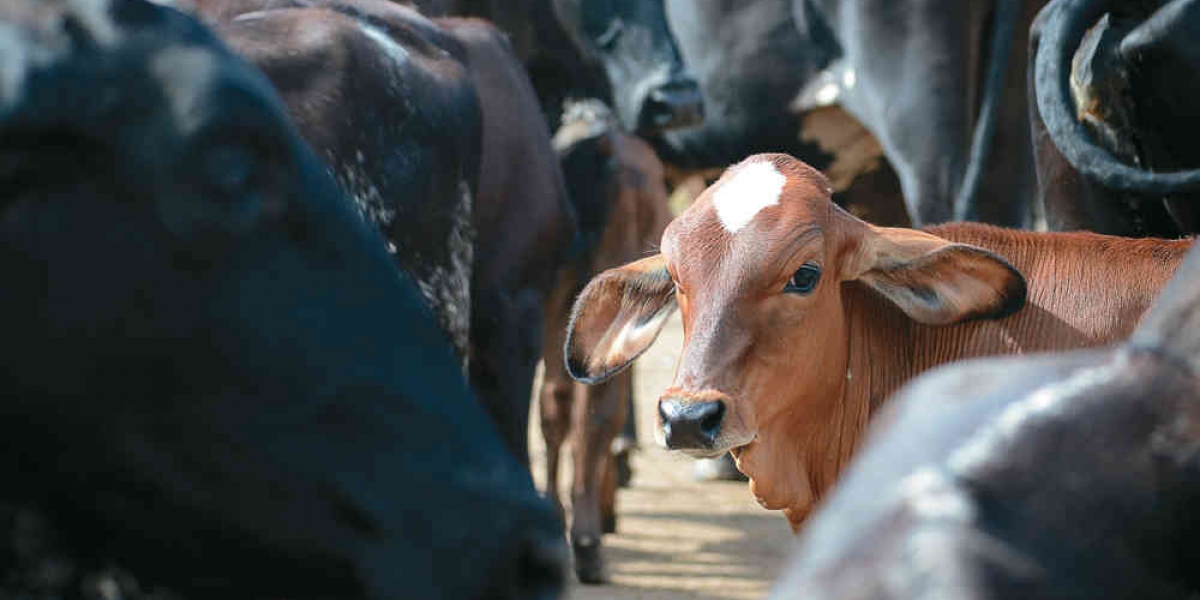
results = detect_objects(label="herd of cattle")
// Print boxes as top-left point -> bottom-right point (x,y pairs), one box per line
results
2,0 -> 1199,598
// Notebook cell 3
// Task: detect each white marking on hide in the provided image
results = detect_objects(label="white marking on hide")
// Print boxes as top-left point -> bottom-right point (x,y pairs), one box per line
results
814,82 -> 839,105
842,68 -> 856,89
0,24 -> 29,107
948,360 -> 1121,474
66,0 -> 119,46
897,468 -> 975,522
791,59 -> 848,111
231,10 -> 272,22
359,23 -> 409,65
712,161 -> 787,233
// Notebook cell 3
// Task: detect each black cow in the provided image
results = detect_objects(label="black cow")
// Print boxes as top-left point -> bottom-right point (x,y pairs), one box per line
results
656,0 -> 1042,227
1031,0 -> 1200,237
766,246 -> 1200,600
0,1 -> 566,599
410,0 -> 703,137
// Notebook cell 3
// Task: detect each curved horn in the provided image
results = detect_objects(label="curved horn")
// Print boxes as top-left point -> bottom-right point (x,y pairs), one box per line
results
1035,0 -> 1200,194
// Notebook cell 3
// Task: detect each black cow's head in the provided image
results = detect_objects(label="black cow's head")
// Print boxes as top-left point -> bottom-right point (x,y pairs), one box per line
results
0,1 -> 566,598
552,0 -> 702,135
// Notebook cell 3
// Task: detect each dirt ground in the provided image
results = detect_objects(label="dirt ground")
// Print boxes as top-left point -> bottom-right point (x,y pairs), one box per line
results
529,312 -> 795,600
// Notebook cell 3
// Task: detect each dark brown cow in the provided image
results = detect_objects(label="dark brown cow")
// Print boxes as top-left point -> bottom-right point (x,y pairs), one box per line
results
442,16 -> 577,466
768,239 -> 1200,600
540,100 -> 672,583
1031,0 -> 1200,237
566,153 -> 1192,531
196,0 -> 480,365
194,0 -> 575,464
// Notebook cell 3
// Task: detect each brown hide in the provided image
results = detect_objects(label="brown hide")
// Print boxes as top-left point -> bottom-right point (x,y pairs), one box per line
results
567,153 -> 1192,531
540,110 -> 671,583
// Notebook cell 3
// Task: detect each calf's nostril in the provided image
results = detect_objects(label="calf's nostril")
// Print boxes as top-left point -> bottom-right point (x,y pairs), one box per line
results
699,402 -> 724,440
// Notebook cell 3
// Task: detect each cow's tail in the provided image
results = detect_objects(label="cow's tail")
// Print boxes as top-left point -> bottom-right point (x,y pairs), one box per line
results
954,0 -> 1022,221
1035,0 -> 1200,194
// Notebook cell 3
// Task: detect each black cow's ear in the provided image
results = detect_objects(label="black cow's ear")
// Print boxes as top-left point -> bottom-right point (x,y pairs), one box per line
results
565,254 -> 677,383
841,225 -> 1027,326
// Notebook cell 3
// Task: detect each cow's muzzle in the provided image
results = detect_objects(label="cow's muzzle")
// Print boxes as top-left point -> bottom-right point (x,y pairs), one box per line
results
636,76 -> 704,134
658,396 -> 725,451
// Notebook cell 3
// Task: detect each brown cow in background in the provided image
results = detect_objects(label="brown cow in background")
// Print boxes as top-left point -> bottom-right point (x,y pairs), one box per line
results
539,100 -> 673,583
566,153 -> 1191,532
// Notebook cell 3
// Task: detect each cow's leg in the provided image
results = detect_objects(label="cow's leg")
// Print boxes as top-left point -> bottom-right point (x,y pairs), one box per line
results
834,0 -> 982,227
539,375 -> 572,522
600,450 -> 619,534
538,273 -> 578,523
601,372 -> 633,532
569,371 -> 628,584
612,376 -> 637,489
469,284 -> 539,467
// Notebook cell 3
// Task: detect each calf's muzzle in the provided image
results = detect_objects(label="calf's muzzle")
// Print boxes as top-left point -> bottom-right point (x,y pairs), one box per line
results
658,396 -> 725,450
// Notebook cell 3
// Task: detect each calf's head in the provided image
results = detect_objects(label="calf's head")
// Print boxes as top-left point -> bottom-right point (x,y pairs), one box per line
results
566,153 -> 1024,512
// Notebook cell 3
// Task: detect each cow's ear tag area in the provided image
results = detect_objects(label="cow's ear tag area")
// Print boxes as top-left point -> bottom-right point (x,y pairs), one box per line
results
565,254 -> 678,383
845,226 -> 1027,326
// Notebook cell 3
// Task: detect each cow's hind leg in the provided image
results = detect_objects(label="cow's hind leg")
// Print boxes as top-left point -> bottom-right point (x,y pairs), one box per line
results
569,371 -> 628,584
538,277 -> 577,526
538,374 -> 573,526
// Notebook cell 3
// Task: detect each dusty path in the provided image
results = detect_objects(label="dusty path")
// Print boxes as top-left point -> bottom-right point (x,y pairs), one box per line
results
530,313 -> 795,600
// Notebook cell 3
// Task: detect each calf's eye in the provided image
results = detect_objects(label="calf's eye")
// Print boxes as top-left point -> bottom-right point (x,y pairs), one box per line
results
785,264 -> 821,294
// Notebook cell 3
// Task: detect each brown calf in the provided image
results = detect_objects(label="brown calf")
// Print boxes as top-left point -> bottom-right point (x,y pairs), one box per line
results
566,153 -> 1192,531
540,101 -> 672,583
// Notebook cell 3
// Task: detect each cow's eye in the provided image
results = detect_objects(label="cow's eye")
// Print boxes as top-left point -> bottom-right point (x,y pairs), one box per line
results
785,264 -> 821,294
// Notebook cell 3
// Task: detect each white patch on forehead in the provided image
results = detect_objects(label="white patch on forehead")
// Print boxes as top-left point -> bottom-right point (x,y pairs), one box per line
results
150,46 -> 218,133
66,0 -> 118,46
948,359 -> 1121,475
712,161 -> 787,233
359,23 -> 409,65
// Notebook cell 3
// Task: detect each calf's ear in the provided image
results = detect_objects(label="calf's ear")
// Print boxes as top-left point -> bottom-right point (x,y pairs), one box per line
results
842,226 -> 1027,326
565,254 -> 677,383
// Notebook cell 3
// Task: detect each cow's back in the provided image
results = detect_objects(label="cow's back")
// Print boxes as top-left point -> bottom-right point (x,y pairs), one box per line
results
200,0 -> 482,363
846,223 -> 1194,412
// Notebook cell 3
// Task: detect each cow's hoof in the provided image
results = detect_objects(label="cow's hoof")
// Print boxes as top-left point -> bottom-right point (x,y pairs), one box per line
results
601,512 -> 617,534
572,536 -> 608,584
693,453 -> 748,482
614,450 -> 634,488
